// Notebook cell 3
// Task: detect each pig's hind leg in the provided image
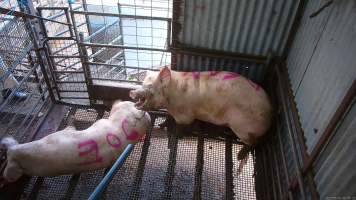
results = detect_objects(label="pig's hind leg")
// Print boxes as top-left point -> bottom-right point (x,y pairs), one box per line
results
0,137 -> 23,185
2,157 -> 23,183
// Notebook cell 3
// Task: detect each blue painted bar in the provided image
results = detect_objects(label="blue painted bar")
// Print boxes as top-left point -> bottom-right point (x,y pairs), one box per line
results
88,144 -> 134,200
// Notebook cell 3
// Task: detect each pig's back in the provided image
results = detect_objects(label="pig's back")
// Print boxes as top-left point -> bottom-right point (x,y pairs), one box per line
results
195,72 -> 272,126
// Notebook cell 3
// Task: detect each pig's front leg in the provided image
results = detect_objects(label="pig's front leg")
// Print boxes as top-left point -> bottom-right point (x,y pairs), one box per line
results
170,112 -> 195,125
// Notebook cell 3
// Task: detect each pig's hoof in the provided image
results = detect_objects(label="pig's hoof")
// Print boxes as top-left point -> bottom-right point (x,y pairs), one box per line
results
0,177 -> 8,188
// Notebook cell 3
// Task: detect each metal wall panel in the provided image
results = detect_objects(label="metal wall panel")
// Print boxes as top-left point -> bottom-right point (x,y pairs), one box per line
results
287,0 -> 356,152
314,101 -> 356,199
173,0 -> 300,83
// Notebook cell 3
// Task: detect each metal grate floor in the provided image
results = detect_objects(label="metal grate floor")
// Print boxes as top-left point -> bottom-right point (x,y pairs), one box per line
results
18,106 -> 255,200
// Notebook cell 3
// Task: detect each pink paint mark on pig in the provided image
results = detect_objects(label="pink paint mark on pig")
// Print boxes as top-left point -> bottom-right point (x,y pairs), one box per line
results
223,72 -> 240,80
192,72 -> 200,80
106,133 -> 122,149
247,80 -> 261,91
122,118 -> 140,141
78,139 -> 103,165
208,71 -> 220,76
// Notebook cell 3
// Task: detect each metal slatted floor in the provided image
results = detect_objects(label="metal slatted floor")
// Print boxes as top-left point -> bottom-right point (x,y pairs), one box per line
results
18,106 -> 256,200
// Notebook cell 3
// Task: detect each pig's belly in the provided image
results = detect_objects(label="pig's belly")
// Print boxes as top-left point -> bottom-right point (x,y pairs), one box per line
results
12,133 -> 125,176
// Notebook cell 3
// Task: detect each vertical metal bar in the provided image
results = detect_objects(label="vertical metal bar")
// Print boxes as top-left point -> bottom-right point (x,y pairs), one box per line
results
225,139 -> 234,199
78,32 -> 94,104
64,8 -> 75,38
193,136 -> 204,199
270,136 -> 284,199
164,134 -> 178,200
129,115 -> 155,199
42,45 -> 61,99
276,66 -> 306,200
167,19 -> 172,48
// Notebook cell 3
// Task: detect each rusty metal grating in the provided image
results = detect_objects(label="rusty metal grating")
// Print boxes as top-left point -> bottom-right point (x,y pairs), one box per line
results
18,106 -> 255,200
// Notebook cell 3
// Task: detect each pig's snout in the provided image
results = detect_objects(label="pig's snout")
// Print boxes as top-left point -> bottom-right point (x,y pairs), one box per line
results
129,90 -> 137,100
130,89 -> 149,109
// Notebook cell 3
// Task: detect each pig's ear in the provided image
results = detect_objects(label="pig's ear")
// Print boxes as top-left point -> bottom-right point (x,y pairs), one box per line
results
158,66 -> 171,85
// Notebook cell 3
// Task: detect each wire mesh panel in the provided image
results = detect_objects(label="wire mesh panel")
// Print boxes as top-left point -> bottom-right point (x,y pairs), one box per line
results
0,3 -> 52,145
72,0 -> 172,84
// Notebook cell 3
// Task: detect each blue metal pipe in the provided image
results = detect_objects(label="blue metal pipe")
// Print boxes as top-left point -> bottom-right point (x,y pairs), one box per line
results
88,144 -> 134,200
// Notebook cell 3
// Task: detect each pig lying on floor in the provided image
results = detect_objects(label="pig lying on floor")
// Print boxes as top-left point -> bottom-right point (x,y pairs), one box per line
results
130,67 -> 272,150
0,101 -> 150,184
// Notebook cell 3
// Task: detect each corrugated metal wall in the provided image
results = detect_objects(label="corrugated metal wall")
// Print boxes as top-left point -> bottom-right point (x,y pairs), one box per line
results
173,0 -> 300,83
286,0 -> 356,198
313,101 -> 356,199
286,0 -> 356,152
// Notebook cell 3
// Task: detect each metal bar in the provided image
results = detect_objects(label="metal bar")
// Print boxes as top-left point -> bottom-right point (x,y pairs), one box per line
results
88,144 -> 134,200
269,131 -> 285,199
81,42 -> 168,52
71,10 -> 171,21
78,32 -> 95,104
58,90 -> 88,92
84,20 -> 119,42
91,77 -> 141,84
276,66 -> 307,200
277,124 -> 294,200
60,96 -> 89,99
89,36 -> 123,58
46,36 -> 74,40
129,116 -> 155,198
225,139 -> 234,199
193,136 -> 204,199
43,45 -> 61,99
279,64 -> 319,199
170,46 -> 267,64
303,80 -> 356,173
57,81 -> 86,83
166,19 -> 172,48
54,70 -> 84,73
0,7 -> 71,26
164,134 -> 178,199
52,42 -> 77,55
87,61 -> 159,71
50,55 -> 81,58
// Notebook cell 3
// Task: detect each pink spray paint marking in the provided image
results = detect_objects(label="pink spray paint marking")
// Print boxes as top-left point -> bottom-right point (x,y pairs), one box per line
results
208,71 -> 220,76
122,118 -> 140,141
78,139 -> 103,165
223,72 -> 240,80
106,133 -> 122,149
247,80 -> 261,91
192,72 -> 200,80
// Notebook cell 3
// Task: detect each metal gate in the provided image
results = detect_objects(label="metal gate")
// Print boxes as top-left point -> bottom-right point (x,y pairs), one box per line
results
37,3 -> 172,106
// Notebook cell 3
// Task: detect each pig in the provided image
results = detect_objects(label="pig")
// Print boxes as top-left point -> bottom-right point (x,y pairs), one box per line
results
130,67 -> 273,149
0,101 -> 150,184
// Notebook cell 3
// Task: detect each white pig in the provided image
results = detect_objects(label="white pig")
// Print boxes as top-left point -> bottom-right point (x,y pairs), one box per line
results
0,101 -> 150,184
130,67 -> 272,148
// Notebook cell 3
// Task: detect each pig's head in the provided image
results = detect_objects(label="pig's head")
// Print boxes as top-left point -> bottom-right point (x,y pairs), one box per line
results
109,100 -> 151,137
130,66 -> 171,110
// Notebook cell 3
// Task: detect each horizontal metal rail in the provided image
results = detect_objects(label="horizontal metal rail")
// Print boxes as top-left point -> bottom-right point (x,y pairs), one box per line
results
0,7 -> 71,26
91,77 -> 141,84
81,42 -> 168,52
53,70 -> 84,73
71,10 -> 171,21
87,61 -> 159,71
